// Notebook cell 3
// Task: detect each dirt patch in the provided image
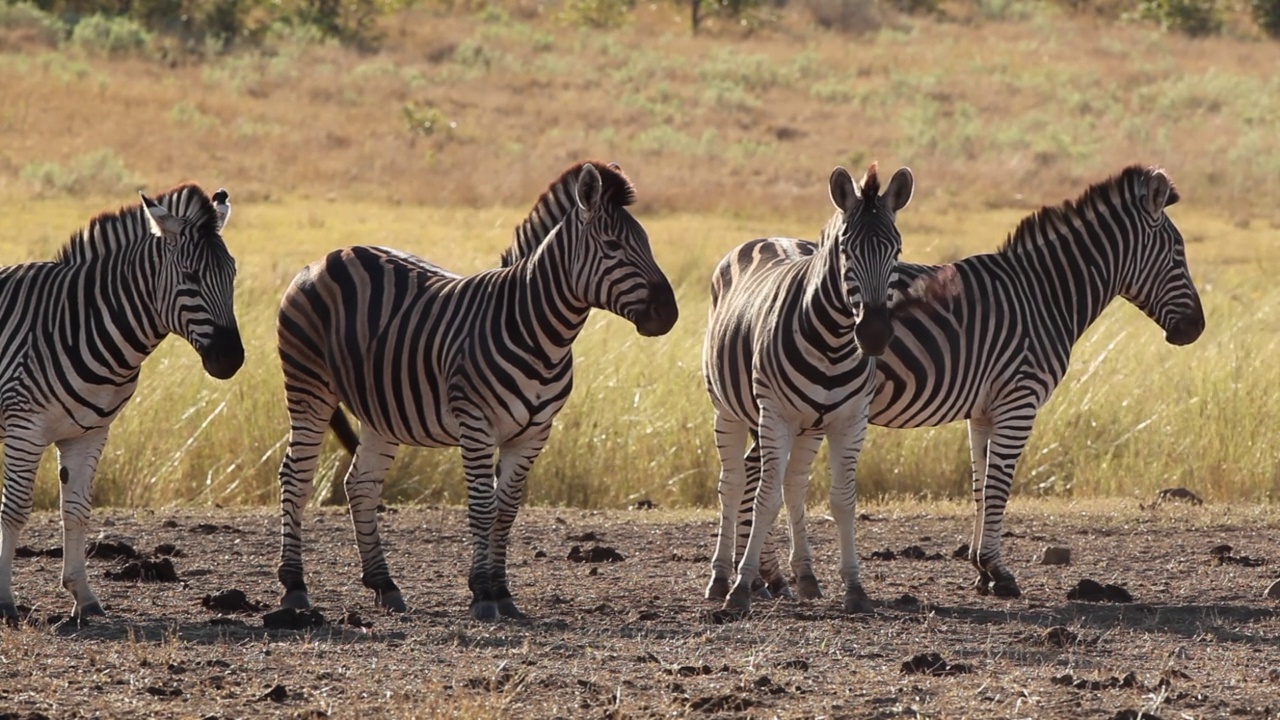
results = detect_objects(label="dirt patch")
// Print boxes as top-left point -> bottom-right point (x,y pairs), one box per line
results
3,504 -> 1280,718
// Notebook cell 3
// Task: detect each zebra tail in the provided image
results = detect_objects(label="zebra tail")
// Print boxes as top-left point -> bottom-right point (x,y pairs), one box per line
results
329,408 -> 360,455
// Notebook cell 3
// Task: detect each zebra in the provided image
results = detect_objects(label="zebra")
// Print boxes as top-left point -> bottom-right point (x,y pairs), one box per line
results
703,163 -> 915,616
0,184 -> 243,619
707,165 -> 1204,602
275,160 -> 679,620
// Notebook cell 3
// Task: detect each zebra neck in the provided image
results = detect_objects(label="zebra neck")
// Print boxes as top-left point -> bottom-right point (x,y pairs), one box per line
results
800,237 -> 858,333
506,240 -> 592,363
1010,232 -> 1122,347
63,237 -> 169,369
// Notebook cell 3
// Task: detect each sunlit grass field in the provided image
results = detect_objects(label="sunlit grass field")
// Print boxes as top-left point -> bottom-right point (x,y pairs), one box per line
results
2,191 -> 1276,511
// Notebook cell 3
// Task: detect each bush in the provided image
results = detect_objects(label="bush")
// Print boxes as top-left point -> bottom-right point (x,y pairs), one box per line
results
1140,0 -> 1224,36
68,13 -> 153,55
557,0 -> 633,28
20,150 -> 139,198
0,2 -> 68,45
1252,0 -> 1280,37
802,0 -> 884,32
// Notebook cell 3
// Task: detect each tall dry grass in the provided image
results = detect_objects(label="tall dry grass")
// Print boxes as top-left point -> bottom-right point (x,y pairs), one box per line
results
1,190 -> 1275,510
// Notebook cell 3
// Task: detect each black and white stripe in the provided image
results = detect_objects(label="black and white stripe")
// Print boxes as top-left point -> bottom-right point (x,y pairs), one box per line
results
702,164 -> 914,616
0,184 -> 243,619
274,161 -> 679,620
717,165 -> 1204,600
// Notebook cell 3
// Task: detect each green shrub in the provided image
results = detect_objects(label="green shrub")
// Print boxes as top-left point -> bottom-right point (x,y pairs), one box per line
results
68,13 -> 153,56
557,0 -> 633,28
1140,0 -> 1224,36
0,2 -> 68,44
1251,0 -> 1280,37
20,150 -> 139,198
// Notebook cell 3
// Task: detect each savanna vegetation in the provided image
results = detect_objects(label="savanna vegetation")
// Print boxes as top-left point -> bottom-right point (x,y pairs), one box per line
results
1,0 -> 1278,511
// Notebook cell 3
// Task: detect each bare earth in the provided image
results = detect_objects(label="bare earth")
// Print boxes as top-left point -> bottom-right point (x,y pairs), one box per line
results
1,501 -> 1278,719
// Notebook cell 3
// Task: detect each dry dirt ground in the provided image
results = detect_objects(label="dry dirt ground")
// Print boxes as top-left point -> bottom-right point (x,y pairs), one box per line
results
1,501 -> 1278,719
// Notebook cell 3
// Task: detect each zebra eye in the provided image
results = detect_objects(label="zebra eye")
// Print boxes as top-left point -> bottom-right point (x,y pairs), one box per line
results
182,270 -> 200,285
602,238 -> 624,253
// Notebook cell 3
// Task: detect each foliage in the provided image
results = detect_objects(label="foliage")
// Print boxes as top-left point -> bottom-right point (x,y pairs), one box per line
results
557,0 -> 634,28
1251,0 -> 1280,37
67,13 -> 152,55
19,150 -> 139,197
0,2 -> 68,44
801,0 -> 883,32
1139,0 -> 1224,36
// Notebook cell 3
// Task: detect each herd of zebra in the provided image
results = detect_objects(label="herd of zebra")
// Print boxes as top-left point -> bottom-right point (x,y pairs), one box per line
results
0,158 -> 1205,622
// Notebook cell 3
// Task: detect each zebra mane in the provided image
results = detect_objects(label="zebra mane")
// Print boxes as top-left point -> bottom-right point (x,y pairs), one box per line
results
999,165 -> 1176,256
500,161 -> 638,268
860,162 -> 881,202
55,183 -> 219,265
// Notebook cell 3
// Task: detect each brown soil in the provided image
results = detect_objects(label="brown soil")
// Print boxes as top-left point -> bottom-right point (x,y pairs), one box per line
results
2,504 -> 1278,719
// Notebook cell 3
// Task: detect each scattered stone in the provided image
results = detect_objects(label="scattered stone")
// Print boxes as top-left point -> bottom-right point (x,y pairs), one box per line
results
871,546 -> 943,561
1155,487 -> 1203,505
258,684 -> 290,702
1052,671 -> 1143,691
153,543 -> 183,558
890,594 -> 921,610
900,545 -> 927,560
533,550 -> 547,559
900,653 -> 972,676
1267,580 -> 1280,601
189,523 -> 243,535
1039,546 -> 1072,565
776,659 -> 809,671
871,549 -> 897,561
338,611 -> 372,629
262,607 -> 326,630
1043,626 -> 1078,647
1268,668 -> 1280,682
1210,545 -> 1267,567
953,543 -> 970,559
202,589 -> 267,614
587,567 -> 599,576
688,694 -> 754,713
566,531 -> 601,542
144,686 -> 183,698
1210,544 -> 1233,557
667,664 -> 714,677
752,675 -> 787,695
161,519 -> 180,529
567,545 -> 624,563
1067,579 -> 1133,603
631,499 -> 657,510
168,663 -> 187,675
105,557 -> 178,582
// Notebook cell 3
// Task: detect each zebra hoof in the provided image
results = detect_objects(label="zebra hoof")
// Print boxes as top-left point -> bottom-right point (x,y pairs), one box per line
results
496,598 -> 525,619
377,590 -> 407,613
75,601 -> 107,618
992,578 -> 1022,598
723,585 -> 753,616
765,576 -> 795,601
843,585 -> 874,614
796,573 -> 822,601
0,601 -> 19,621
280,590 -> 312,610
470,600 -> 500,621
705,577 -> 730,602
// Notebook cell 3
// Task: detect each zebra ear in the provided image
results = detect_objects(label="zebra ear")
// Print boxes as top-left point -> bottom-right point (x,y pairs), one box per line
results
1144,170 -> 1177,214
140,192 -> 184,238
212,188 -> 231,231
828,167 -> 857,212
883,167 -> 915,213
576,163 -> 603,214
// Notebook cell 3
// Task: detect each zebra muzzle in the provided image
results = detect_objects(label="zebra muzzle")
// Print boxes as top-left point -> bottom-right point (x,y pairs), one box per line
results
854,304 -> 894,357
634,280 -> 679,337
200,324 -> 246,379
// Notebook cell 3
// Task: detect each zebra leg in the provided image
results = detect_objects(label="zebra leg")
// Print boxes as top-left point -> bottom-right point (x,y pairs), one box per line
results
828,408 -> 874,614
783,435 -> 823,601
724,410 -> 794,616
55,431 -> 110,618
733,438 -> 790,600
488,427 -> 552,619
966,418 -> 996,594
0,435 -> 43,619
277,407 -> 330,610
344,435 -> 404,612
461,435 -> 502,621
971,418 -> 1031,599
707,415 -> 749,601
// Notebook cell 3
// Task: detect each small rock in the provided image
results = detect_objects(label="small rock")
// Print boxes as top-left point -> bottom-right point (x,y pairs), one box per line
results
1155,487 -> 1202,505
338,611 -> 372,629
900,545 -> 926,560
161,519 -> 180,529
87,540 -> 139,561
202,589 -> 266,614
262,607 -> 326,630
870,549 -> 896,561
258,684 -> 290,702
533,549 -> 547,559
1039,546 -> 1072,565
891,593 -> 920,610
631,499 -> 657,510
1067,578 -> 1133,603
776,659 -> 809,671
953,543 -> 969,559
153,543 -> 183,558
1043,626 -> 1078,647
566,531 -> 601,542
105,557 -> 178,582
145,685 -> 183,698
900,652 -> 971,676
1266,580 -> 1280,601
567,545 -> 625,563
1210,543 -> 1233,557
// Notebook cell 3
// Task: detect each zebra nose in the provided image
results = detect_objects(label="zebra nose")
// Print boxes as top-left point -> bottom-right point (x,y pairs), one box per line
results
636,280 -> 678,337
854,304 -> 894,357
1165,310 -> 1205,346
201,324 -> 245,379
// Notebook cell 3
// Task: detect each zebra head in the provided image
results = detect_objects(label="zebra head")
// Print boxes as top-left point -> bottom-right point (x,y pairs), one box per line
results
571,162 -> 679,337
141,187 -> 245,380
828,163 -> 914,356
1117,168 -> 1205,346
